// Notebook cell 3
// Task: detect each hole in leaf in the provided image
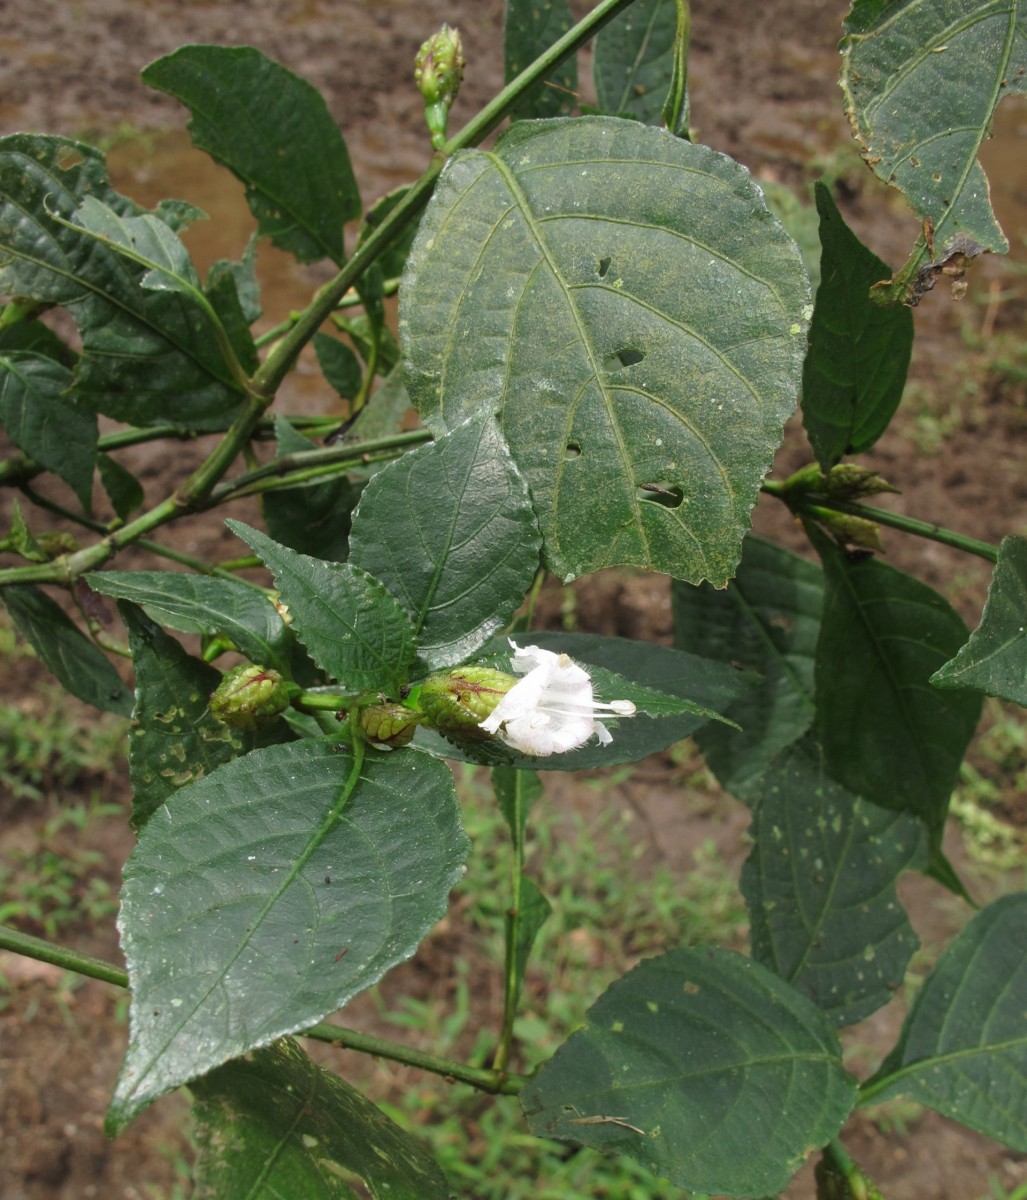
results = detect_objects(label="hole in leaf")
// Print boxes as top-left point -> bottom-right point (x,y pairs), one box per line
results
637,482 -> 684,509
565,442 -> 581,459
597,256 -> 612,278
603,347 -> 646,371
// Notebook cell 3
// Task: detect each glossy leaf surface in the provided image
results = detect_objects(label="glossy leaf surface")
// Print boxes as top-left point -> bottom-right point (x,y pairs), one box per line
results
2,583 -> 132,715
522,947 -> 856,1196
742,736 -> 925,1027
229,522 -> 415,694
89,570 -> 290,673
109,741 -> 468,1131
931,534 -> 1027,705
142,46 -> 359,264
841,0 -> 1027,253
191,1039 -> 450,1200
802,184 -> 913,466
672,535 -> 823,800
348,416 -> 542,673
865,892 -> 1027,1151
401,116 -> 810,584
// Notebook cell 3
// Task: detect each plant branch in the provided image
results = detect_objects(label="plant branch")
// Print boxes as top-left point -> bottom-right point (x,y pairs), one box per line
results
763,482 -> 1000,563
0,924 -> 525,1095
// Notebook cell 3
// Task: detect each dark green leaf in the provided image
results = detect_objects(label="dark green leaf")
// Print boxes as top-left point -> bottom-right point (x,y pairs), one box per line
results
88,570 -> 290,673
142,46 -> 359,264
504,0 -> 577,119
672,535 -> 823,800
593,0 -> 688,130
0,351 -> 97,507
742,735 -> 925,1027
349,416 -> 542,673
205,267 -> 259,375
521,947 -> 857,1196
108,740 -> 468,1132
207,236 -> 262,324
261,416 -> 360,562
492,763 -> 543,845
314,332 -> 363,400
121,602 -> 251,828
931,535 -> 1027,705
0,316 -> 75,365
2,583 -> 132,714
401,117 -> 810,584
154,197 -> 207,232
0,134 -> 244,428
229,521 -> 415,694
347,365 -> 416,443
864,892 -> 1027,1151
840,0 -> 1027,254
97,453 -> 144,520
802,184 -> 913,467
0,499 -> 47,562
414,631 -> 751,770
814,535 -> 982,842
191,1038 -> 450,1200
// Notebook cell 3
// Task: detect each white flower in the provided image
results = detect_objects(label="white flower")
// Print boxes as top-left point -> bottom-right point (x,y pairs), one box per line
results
478,640 -> 636,756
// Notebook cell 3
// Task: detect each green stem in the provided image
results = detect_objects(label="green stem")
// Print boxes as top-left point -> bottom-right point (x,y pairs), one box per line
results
0,923 -> 525,1095
820,1139 -> 888,1199
762,482 -> 999,563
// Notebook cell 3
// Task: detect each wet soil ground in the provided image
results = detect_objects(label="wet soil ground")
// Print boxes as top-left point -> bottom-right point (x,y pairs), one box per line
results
2,2 -> 1026,1198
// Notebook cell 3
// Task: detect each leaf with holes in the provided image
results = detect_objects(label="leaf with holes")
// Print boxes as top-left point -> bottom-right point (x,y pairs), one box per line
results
401,116 -> 810,585
840,0 -> 1027,255
521,947 -> 857,1196
108,740 -> 468,1132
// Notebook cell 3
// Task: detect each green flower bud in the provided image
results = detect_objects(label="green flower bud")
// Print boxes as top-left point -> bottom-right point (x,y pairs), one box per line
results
210,664 -> 290,732
358,701 -> 422,748
413,666 -> 516,738
414,24 -> 465,148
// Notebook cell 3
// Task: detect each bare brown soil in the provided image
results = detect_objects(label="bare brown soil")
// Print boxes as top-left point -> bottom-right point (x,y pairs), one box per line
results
2,2 -> 1026,1198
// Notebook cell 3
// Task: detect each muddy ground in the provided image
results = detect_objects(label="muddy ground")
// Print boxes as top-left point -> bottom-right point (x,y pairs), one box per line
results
1,1 -> 1026,1198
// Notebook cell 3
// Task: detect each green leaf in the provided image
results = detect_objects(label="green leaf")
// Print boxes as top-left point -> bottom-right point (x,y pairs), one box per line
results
864,892 -> 1027,1151
414,631 -> 751,770
356,187 -> 418,282
742,735 -> 925,1027
190,1039 -> 450,1200
521,947 -> 857,1197
349,416 -> 542,673
142,46 -> 359,264
492,763 -> 543,845
504,0 -> 577,119
108,740 -> 468,1132
0,313 -> 76,365
205,267 -> 259,375
593,0 -> 688,129
97,453 -> 145,520
401,116 -> 810,584
228,521 -> 415,694
0,134 -> 244,428
261,416 -> 360,563
2,584 -> 133,715
802,184 -> 914,467
672,535 -> 823,801
88,570 -> 290,673
840,0 -> 1027,254
121,602 -> 251,828
208,236 -> 262,324
0,351 -> 97,507
314,331 -> 363,401
814,535 -> 982,842
931,534 -> 1027,704
0,499 -> 47,562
